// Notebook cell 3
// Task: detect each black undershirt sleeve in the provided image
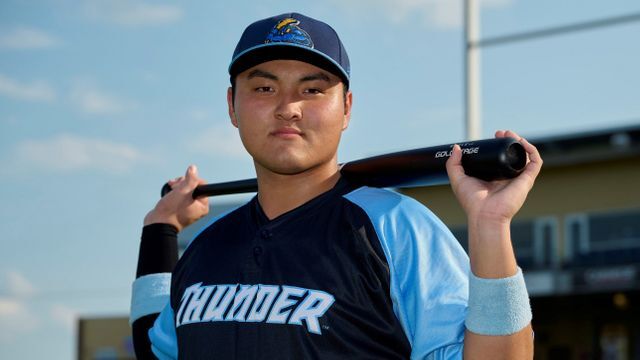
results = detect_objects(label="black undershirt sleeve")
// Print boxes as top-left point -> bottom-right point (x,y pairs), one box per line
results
132,223 -> 179,360
136,223 -> 179,277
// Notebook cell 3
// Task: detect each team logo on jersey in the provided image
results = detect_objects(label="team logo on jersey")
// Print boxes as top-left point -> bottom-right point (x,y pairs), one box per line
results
176,283 -> 335,335
265,18 -> 314,48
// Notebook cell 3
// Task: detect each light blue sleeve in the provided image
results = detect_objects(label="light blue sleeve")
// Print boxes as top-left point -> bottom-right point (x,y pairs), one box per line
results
345,187 -> 470,360
148,302 -> 178,360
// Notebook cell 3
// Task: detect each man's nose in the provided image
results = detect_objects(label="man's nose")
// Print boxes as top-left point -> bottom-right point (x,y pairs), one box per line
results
275,93 -> 302,122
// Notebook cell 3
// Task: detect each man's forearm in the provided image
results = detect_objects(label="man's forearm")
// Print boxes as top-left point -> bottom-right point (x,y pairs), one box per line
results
463,326 -> 534,360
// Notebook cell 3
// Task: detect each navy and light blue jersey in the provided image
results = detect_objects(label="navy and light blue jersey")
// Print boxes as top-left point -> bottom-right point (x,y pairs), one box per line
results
133,178 -> 470,359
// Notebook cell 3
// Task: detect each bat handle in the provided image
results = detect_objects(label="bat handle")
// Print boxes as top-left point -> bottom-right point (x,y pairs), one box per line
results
161,178 -> 258,198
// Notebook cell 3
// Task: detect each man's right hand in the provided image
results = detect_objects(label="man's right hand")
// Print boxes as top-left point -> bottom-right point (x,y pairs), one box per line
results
143,165 -> 210,232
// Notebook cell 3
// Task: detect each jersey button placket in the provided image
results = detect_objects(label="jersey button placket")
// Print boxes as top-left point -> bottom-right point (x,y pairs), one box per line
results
252,228 -> 271,267
260,229 -> 273,240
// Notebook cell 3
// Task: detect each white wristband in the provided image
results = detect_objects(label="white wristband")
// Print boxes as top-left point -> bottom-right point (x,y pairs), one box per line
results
130,273 -> 171,324
465,267 -> 532,336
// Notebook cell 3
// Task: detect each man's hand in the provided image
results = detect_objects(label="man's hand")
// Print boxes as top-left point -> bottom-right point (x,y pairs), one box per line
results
446,130 -> 542,225
446,130 -> 542,278
144,165 -> 210,232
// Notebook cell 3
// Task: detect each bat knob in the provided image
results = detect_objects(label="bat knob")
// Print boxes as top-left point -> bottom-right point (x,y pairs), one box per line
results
161,183 -> 172,197
505,142 -> 527,171
462,138 -> 527,181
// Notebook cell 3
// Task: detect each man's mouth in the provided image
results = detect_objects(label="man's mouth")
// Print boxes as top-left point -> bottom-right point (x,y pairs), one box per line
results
271,128 -> 303,138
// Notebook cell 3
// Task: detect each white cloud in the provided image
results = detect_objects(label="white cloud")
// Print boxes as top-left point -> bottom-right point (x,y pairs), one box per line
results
13,134 -> 146,174
0,299 -> 39,343
0,271 -> 39,343
85,0 -> 184,26
0,26 -> 61,50
50,304 -> 77,331
4,270 -> 36,298
70,82 -> 133,115
0,74 -> 56,102
0,299 -> 24,316
187,123 -> 247,158
334,0 -> 512,29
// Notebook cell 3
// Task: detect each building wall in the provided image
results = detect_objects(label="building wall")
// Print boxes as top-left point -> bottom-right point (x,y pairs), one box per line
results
77,317 -> 134,360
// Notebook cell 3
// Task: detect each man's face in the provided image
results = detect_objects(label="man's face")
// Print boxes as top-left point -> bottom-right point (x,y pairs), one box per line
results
228,59 -> 352,176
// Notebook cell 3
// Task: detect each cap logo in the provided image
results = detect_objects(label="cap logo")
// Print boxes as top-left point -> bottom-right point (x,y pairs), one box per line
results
265,18 -> 314,48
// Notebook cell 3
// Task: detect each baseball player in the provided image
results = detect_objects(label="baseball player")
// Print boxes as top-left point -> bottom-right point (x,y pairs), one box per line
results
130,12 -> 541,359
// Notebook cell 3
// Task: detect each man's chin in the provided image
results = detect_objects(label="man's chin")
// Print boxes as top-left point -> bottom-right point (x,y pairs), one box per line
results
254,158 -> 307,176
254,156 -> 334,177
265,164 -> 310,176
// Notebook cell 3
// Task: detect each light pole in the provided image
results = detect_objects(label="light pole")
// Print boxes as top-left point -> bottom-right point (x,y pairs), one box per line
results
464,0 -> 481,140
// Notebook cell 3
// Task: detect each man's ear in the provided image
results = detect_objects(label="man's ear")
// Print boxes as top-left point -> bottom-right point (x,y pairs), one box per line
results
227,87 -> 238,128
342,90 -> 352,131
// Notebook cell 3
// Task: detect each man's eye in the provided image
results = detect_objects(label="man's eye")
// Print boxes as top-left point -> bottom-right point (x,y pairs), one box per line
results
255,87 -> 273,92
305,88 -> 323,94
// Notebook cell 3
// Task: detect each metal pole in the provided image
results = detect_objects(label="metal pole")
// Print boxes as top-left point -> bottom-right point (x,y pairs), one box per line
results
464,0 -> 481,140
463,9 -> 640,141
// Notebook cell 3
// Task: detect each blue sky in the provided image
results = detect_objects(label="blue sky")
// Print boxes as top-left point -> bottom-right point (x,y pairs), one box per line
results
1,0 -> 639,358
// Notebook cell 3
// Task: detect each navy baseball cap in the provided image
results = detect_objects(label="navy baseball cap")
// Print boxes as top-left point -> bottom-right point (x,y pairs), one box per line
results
229,13 -> 350,88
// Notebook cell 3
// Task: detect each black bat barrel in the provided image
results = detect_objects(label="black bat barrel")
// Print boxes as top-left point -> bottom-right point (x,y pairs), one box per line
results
161,137 -> 527,198
341,137 -> 526,188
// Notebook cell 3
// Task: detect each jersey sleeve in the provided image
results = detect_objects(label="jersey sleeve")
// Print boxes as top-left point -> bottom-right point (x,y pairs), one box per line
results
345,187 -> 469,360
147,303 -> 178,359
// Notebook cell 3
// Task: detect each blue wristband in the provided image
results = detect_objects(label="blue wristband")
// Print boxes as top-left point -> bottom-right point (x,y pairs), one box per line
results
130,273 -> 171,324
465,267 -> 532,336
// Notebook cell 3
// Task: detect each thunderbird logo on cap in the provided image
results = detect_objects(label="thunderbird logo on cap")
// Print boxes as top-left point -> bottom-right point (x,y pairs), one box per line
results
265,18 -> 314,48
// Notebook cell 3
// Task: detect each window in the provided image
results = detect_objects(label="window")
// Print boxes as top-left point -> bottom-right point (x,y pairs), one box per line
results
589,209 -> 640,251
564,208 -> 640,267
512,221 -> 535,268
564,214 -> 589,262
534,217 -> 559,268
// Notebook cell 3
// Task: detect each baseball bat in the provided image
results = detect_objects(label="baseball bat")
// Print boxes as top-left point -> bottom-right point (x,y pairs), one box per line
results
161,137 -> 527,198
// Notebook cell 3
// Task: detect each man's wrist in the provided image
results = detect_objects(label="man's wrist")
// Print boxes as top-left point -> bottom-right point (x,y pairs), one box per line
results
468,213 -> 510,234
142,222 -> 179,234
143,210 -> 180,231
136,224 -> 179,278
465,267 -> 532,336
467,215 -> 517,278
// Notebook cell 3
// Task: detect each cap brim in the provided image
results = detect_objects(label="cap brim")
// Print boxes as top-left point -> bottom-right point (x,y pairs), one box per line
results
229,43 -> 349,87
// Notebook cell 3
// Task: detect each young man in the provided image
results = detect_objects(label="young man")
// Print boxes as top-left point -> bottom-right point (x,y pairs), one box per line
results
131,13 -> 541,359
